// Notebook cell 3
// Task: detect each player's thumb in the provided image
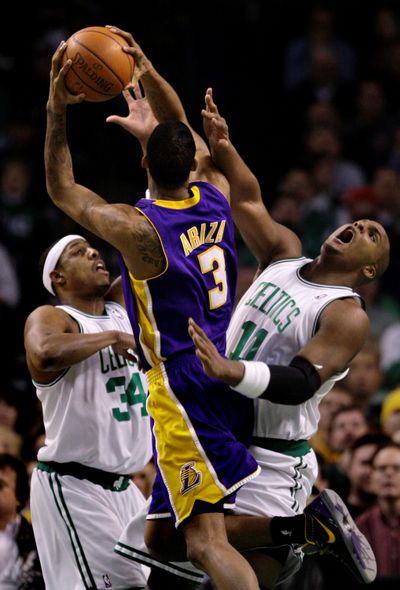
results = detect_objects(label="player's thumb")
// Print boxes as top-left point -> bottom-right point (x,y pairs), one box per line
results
106,115 -> 125,128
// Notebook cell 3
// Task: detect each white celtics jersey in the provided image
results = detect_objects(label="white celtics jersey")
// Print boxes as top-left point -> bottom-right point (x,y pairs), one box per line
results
227,257 -> 362,441
35,303 -> 152,474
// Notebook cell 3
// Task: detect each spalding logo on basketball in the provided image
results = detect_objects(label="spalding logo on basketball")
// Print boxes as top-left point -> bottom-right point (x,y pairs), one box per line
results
62,26 -> 135,102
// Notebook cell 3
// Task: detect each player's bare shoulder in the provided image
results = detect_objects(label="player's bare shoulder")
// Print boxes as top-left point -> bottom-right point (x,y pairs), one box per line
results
24,305 -> 80,338
120,208 -> 165,277
320,297 -> 370,345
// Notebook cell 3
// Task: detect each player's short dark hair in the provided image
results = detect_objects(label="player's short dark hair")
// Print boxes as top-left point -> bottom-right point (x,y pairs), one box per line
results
146,120 -> 196,190
0,453 -> 29,511
350,432 -> 391,453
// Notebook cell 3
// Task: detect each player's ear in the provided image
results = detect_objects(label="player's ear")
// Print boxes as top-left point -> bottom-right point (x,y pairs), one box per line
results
362,264 -> 377,281
141,155 -> 148,169
191,158 -> 198,171
50,270 -> 66,290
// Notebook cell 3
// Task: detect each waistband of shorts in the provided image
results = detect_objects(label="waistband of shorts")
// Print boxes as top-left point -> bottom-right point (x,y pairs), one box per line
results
252,437 -> 310,457
37,461 -> 131,491
146,352 -> 197,385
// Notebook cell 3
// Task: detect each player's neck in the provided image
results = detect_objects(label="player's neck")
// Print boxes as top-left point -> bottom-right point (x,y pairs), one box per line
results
151,184 -> 191,201
301,258 -> 355,288
60,295 -> 106,316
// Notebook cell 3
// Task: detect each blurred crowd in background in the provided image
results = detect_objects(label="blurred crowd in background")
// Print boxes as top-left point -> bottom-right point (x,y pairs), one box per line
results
1,0 -> 400,585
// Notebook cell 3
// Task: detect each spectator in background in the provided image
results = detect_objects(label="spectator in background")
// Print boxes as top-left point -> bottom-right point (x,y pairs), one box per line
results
0,157 -> 51,372
344,79 -> 394,174
356,442 -> 400,580
340,185 -> 379,225
310,384 -> 353,463
0,391 -> 19,431
301,125 -> 366,196
380,388 -> 400,443
341,337 -> 384,420
284,43 -> 357,138
344,432 -> 390,518
0,453 -> 44,589
0,426 -> 22,457
325,405 -> 371,497
283,5 -> 357,91
355,277 -> 399,339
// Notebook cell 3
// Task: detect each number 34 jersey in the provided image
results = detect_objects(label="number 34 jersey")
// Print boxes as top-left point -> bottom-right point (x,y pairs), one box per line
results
226,257 -> 363,441
34,302 -> 152,474
121,182 -> 238,371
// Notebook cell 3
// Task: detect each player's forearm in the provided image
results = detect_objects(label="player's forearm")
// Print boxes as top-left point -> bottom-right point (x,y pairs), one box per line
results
211,141 -> 261,206
140,67 -> 187,124
32,331 -> 124,371
45,107 -> 76,199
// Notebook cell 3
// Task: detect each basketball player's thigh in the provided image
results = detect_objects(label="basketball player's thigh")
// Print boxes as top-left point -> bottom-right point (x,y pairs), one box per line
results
31,470 -> 148,588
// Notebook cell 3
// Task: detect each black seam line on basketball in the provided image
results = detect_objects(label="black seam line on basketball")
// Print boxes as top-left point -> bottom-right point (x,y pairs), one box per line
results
72,36 -> 129,88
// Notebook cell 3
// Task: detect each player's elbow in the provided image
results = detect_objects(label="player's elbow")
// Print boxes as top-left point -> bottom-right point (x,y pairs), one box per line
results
33,342 -> 64,371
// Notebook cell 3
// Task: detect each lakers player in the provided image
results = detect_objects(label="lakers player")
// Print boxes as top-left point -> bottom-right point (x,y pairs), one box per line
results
25,235 -> 152,590
112,87 -> 382,588
44,29 -> 261,590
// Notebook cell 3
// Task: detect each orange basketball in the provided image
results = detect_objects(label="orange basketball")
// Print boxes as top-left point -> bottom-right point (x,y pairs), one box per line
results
62,26 -> 135,102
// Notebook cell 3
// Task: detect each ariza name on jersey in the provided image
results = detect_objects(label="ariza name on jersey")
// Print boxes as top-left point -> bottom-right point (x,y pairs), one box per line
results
180,220 -> 226,256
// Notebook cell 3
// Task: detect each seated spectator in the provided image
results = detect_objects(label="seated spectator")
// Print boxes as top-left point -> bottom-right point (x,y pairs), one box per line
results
356,442 -> 400,580
283,5 -> 357,91
0,453 -> 44,588
344,432 -> 390,518
355,277 -> 399,340
380,387 -> 400,443
0,425 -> 22,457
310,384 -> 353,463
341,337 -> 385,423
325,404 -> 372,497
0,391 -> 18,431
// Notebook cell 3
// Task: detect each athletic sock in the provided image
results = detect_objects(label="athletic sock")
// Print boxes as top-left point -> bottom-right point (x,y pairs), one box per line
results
269,514 -> 306,545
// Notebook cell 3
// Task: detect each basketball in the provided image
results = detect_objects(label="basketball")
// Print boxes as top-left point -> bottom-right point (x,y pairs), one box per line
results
62,26 -> 135,102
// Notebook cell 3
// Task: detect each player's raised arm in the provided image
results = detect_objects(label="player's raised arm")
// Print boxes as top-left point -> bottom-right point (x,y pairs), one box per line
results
45,42 -> 164,282
202,88 -> 301,268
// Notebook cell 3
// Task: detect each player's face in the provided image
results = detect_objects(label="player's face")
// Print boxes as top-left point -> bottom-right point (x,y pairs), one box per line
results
60,239 -> 110,293
321,219 -> 389,275
0,467 -> 19,518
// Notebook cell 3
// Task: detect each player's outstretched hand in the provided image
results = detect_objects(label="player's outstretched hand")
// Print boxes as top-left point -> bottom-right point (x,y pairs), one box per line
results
188,317 -> 244,386
106,25 -> 153,83
106,83 -> 158,141
201,88 -> 230,150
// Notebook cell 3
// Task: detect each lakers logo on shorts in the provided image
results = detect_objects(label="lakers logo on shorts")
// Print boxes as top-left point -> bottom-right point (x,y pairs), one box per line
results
180,461 -> 202,495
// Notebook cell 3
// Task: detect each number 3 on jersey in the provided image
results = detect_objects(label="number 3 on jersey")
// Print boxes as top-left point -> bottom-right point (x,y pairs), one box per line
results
198,245 -> 227,310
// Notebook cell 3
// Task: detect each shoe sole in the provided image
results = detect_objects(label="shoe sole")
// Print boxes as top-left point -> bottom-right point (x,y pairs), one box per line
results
319,489 -> 377,584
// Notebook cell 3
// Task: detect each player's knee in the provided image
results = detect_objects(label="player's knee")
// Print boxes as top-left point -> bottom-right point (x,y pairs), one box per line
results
186,538 -> 209,571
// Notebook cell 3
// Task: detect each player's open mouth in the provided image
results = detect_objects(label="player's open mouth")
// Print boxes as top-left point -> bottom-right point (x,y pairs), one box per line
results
96,261 -> 108,274
335,227 -> 354,244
